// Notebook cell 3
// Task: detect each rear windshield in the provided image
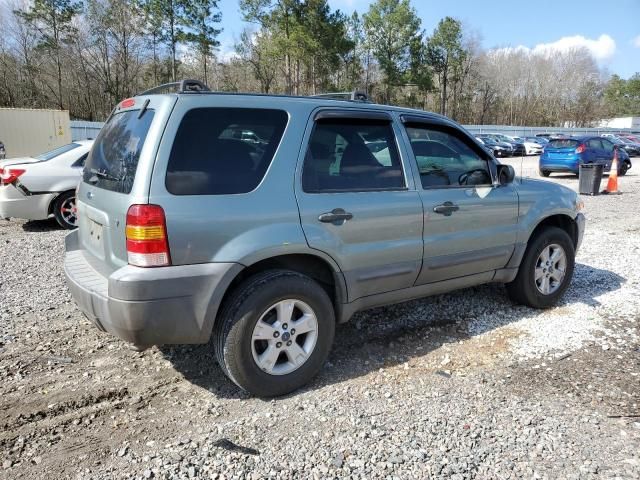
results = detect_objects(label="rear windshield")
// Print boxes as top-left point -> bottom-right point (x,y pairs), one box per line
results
36,143 -> 81,161
166,108 -> 288,195
83,109 -> 155,193
548,139 -> 579,149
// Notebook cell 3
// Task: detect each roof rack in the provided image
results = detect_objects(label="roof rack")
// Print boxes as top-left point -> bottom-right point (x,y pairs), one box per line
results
138,79 -> 210,96
311,91 -> 370,102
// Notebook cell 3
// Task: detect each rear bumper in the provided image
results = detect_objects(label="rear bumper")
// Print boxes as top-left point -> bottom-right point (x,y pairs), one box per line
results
64,230 -> 243,348
0,185 -> 54,220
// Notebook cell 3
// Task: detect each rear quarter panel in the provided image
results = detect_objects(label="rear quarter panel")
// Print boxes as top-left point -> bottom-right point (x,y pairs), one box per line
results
148,96 -> 317,267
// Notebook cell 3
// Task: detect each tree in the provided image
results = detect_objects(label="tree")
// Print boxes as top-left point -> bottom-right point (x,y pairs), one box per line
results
15,0 -> 82,109
363,0 -> 422,103
236,29 -> 279,93
181,0 -> 222,86
426,16 -> 466,116
604,73 -> 640,116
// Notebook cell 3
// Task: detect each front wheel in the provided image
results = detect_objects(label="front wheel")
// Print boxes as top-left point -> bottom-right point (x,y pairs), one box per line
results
619,161 -> 629,176
213,270 -> 335,397
539,169 -> 550,177
52,191 -> 78,229
506,227 -> 575,309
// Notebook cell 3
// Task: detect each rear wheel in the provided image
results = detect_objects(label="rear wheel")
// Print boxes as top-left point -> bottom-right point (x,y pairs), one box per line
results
52,191 -> 77,229
213,270 -> 335,397
506,227 -> 575,309
539,169 -> 550,177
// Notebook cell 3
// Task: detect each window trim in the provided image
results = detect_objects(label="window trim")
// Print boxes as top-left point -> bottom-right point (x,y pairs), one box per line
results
314,109 -> 392,123
301,114 -> 409,194
401,121 -> 497,190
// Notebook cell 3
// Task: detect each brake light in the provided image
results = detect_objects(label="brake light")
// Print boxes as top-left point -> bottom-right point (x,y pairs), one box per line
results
126,204 -> 171,267
0,168 -> 26,185
575,144 -> 586,154
120,98 -> 135,108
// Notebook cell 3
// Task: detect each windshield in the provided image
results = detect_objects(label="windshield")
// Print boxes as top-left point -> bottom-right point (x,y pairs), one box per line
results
35,143 -> 81,161
548,139 -> 579,149
608,137 -> 623,145
83,109 -> 155,194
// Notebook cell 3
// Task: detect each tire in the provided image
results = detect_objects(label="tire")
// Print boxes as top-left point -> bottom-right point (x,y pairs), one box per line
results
213,269 -> 335,397
619,161 -> 629,176
539,169 -> 550,177
52,191 -> 78,229
506,226 -> 575,309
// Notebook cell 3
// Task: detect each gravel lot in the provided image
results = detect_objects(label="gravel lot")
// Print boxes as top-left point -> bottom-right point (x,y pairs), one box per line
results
1,156 -> 639,479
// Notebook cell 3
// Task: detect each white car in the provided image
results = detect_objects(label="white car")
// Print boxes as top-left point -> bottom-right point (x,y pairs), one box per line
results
0,140 -> 93,229
522,140 -> 543,156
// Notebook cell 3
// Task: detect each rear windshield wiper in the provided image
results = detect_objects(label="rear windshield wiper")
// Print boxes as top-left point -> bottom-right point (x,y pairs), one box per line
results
86,168 -> 122,183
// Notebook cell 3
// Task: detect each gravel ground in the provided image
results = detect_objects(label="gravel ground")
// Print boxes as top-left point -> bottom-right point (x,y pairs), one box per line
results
1,157 -> 639,479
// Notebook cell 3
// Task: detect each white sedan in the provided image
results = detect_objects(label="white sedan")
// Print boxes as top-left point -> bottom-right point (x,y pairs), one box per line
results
0,140 -> 93,229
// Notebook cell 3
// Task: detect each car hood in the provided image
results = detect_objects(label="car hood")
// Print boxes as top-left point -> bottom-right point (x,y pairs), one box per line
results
0,156 -> 40,168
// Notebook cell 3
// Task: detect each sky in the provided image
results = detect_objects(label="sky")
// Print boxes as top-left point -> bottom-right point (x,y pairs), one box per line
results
217,0 -> 640,78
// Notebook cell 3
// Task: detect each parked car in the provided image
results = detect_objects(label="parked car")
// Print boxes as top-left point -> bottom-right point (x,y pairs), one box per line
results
0,140 -> 93,228
521,138 -> 544,156
602,135 -> 640,158
0,140 -> 5,160
616,137 -> 640,157
619,134 -> 640,143
479,135 -> 514,156
64,82 -> 585,397
525,136 -> 549,146
536,133 -> 563,140
476,136 -> 510,157
539,136 -> 631,177
486,134 -> 526,156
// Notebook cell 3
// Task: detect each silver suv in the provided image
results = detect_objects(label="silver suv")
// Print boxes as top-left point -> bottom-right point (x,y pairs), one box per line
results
64,81 -> 585,396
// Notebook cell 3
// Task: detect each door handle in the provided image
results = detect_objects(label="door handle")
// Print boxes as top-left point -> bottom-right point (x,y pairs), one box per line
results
318,208 -> 353,225
433,201 -> 459,216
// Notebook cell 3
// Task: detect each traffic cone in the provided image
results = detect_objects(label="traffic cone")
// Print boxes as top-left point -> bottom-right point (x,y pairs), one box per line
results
603,149 -> 620,194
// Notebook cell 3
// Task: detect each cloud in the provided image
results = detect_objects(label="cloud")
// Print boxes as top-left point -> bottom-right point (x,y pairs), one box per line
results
492,34 -> 616,61
633,35 -> 640,48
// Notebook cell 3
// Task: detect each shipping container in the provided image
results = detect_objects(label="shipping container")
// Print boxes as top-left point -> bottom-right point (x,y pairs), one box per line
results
0,108 -> 71,159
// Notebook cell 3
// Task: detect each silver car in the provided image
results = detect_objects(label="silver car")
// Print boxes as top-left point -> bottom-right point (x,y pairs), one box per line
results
64,81 -> 585,396
0,140 -> 93,228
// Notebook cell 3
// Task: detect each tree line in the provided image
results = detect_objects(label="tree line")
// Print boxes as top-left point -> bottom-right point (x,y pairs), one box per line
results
0,0 -> 638,125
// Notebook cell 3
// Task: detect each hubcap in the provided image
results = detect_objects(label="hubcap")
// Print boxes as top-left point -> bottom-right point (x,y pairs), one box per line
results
534,243 -> 567,295
60,197 -> 77,226
251,299 -> 318,376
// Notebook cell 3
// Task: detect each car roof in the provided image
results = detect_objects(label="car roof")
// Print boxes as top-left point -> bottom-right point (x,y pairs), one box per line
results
140,90 -> 458,125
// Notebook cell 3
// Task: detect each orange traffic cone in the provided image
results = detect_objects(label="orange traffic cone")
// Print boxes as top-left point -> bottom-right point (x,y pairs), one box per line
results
603,149 -> 620,194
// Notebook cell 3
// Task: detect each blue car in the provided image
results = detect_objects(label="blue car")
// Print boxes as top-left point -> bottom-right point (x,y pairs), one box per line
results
539,136 -> 632,177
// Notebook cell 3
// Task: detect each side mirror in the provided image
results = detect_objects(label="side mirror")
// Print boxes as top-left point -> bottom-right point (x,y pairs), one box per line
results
497,163 -> 515,184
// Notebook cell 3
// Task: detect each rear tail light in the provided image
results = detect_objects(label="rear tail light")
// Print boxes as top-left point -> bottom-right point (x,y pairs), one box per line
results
126,204 -> 171,267
575,144 -> 586,154
0,168 -> 26,185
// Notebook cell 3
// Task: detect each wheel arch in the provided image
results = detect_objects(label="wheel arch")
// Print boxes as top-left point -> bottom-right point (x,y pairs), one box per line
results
48,189 -> 75,216
528,214 -> 578,250
209,252 -> 348,340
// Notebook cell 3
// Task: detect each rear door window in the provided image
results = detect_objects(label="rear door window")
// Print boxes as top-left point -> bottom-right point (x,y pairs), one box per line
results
166,108 -> 288,195
301,119 -> 405,193
83,109 -> 155,194
586,138 -> 602,150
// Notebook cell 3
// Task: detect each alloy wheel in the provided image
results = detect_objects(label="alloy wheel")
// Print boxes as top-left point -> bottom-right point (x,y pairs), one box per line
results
251,299 -> 319,376
534,243 -> 567,295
